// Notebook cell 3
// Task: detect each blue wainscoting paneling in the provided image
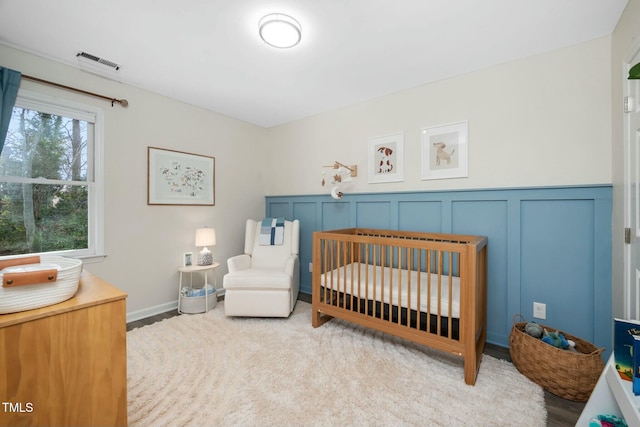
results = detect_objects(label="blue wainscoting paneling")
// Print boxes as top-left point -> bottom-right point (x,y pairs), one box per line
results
266,185 -> 612,355
452,200 -> 509,343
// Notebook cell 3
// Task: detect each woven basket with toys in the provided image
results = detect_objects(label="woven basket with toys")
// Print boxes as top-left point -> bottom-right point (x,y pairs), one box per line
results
509,314 -> 605,402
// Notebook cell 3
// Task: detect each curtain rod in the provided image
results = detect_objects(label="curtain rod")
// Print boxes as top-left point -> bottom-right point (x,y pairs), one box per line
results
21,74 -> 129,107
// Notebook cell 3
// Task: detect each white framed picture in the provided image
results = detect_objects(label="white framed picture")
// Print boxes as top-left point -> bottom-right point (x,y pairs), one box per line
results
421,121 -> 468,180
183,252 -> 193,267
367,132 -> 404,183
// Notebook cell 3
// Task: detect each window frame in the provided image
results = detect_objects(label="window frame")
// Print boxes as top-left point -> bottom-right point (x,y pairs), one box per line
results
0,89 -> 105,261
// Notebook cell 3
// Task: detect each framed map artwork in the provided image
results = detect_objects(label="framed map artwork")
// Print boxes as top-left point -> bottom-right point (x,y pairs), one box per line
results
147,147 -> 215,205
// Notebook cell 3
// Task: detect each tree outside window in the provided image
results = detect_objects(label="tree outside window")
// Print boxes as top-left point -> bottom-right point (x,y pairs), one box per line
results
0,91 -> 103,258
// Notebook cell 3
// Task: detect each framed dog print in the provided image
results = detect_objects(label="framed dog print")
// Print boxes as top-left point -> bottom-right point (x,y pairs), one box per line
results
148,147 -> 215,205
367,132 -> 404,183
421,121 -> 468,180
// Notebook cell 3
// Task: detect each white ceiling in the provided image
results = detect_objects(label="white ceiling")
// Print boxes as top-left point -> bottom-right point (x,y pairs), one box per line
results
0,0 -> 629,128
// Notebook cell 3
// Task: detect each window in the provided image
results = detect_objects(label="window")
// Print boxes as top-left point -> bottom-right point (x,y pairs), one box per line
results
0,90 -> 104,259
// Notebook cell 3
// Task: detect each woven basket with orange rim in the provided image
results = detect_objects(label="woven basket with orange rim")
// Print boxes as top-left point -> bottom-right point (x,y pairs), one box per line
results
508,314 -> 605,402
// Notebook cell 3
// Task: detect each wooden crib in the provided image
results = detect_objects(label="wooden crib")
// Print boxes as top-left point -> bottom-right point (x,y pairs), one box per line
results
311,228 -> 488,385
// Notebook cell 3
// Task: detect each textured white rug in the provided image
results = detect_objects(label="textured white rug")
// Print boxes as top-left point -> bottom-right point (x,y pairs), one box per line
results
127,301 -> 546,426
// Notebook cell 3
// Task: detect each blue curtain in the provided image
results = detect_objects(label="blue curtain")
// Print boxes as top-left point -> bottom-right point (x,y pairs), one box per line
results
0,67 -> 22,154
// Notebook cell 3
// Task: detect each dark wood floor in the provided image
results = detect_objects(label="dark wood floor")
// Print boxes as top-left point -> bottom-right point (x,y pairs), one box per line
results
483,341 -> 586,426
127,295 -> 586,426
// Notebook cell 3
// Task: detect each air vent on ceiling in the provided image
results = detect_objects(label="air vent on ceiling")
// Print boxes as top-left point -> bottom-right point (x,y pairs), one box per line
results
76,51 -> 121,81
77,51 -> 120,70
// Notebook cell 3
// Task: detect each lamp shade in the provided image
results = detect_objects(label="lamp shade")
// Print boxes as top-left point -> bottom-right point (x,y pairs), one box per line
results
195,227 -> 216,247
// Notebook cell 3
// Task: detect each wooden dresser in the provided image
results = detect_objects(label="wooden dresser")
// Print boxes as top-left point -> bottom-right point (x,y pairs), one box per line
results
0,271 -> 127,427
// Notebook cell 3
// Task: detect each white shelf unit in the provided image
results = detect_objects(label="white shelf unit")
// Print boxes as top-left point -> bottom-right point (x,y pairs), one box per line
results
177,263 -> 219,314
577,353 -> 640,425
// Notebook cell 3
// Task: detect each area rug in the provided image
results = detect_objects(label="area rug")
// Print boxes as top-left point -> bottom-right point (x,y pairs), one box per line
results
127,301 -> 546,426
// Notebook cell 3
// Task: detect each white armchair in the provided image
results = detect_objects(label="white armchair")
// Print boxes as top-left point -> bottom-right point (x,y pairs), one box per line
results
222,219 -> 300,317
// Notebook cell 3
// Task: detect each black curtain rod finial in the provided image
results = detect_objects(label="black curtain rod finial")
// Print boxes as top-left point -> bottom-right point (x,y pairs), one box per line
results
110,98 -> 128,107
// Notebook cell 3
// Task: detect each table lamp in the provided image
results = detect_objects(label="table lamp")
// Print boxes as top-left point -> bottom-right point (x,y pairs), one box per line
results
195,226 -> 216,266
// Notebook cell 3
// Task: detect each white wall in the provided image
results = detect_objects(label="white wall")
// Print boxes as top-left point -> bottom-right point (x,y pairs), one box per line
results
0,44 -> 268,316
266,37 -> 612,196
0,27 -> 619,318
612,0 -> 640,318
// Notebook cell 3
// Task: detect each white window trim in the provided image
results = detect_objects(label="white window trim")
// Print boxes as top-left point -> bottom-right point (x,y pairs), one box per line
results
1,89 -> 105,261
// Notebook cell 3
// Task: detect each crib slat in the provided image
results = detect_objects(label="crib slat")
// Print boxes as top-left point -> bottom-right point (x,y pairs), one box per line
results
404,247 -> 410,328
370,242 -> 374,317
390,244 -> 394,324
365,242 -> 370,317
326,239 -> 330,306
355,243 -> 360,314
448,250 -> 453,339
391,245 -> 396,325
348,240 -> 355,313
344,240 -> 348,310
328,240 -> 334,306
417,248 -> 422,331
437,250 -> 443,337
380,246 -> 385,322
320,239 -> 324,304
426,249 -> 432,334
325,239 -> 329,306
399,246 -> 404,326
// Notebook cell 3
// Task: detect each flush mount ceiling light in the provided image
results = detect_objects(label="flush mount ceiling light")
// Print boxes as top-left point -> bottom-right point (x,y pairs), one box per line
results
259,13 -> 302,48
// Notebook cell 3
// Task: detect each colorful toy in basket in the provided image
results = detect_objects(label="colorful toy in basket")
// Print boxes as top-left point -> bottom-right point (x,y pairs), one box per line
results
542,328 -> 569,349
588,414 -> 628,427
524,321 -> 543,338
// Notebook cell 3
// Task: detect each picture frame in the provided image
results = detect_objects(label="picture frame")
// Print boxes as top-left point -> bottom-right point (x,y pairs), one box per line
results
148,147 -> 215,205
183,252 -> 193,267
367,132 -> 404,183
421,121 -> 468,180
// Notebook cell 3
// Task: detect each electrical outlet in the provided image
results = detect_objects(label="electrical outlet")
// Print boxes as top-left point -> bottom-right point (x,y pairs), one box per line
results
533,302 -> 546,320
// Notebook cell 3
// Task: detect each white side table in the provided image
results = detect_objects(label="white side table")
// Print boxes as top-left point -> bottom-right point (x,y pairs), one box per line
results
178,262 -> 220,314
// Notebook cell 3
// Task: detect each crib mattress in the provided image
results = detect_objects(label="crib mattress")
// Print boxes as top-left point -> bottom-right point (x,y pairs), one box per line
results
320,262 -> 460,318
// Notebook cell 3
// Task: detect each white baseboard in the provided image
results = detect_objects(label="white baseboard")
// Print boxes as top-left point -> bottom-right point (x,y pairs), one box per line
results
126,300 -> 178,323
126,289 -> 226,323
